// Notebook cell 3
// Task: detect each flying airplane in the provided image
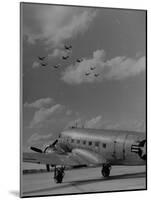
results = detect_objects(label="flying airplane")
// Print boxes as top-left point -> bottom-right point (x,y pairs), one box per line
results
76,58 -> 83,63
23,128 -> 146,184
53,64 -> 61,69
38,56 -> 46,61
85,72 -> 90,76
90,66 -> 96,70
62,55 -> 69,60
41,63 -> 47,67
94,73 -> 99,77
64,45 -> 72,50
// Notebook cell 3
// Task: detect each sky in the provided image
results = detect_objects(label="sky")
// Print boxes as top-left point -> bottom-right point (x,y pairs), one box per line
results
21,3 -> 146,151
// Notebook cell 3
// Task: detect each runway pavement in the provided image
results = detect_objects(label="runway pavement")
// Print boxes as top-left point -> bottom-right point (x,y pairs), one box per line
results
21,165 -> 146,197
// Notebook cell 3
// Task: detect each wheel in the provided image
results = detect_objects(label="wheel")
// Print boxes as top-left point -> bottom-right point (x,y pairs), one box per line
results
54,167 -> 64,183
101,167 -> 110,177
55,176 -> 63,183
55,174 -> 63,183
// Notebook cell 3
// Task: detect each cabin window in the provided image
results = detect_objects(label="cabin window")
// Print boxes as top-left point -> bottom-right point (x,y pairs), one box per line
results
83,140 -> 86,145
71,139 -> 74,143
103,143 -> 106,148
77,140 -> 80,144
95,141 -> 99,147
89,141 -> 92,146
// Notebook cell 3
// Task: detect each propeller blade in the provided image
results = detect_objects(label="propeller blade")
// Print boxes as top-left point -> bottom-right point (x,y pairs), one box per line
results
51,139 -> 58,146
30,146 -> 43,153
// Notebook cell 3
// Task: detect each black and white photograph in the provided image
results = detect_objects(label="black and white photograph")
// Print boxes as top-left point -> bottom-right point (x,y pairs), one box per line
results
20,2 -> 146,198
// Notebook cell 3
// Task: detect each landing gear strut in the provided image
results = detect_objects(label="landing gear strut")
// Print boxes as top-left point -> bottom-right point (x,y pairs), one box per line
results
54,166 -> 65,183
101,164 -> 111,178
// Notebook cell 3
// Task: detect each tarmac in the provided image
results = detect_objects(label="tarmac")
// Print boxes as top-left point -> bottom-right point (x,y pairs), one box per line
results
21,165 -> 146,197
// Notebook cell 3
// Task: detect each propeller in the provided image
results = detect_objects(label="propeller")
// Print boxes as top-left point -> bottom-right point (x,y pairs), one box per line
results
30,146 -> 43,153
131,139 -> 146,161
30,139 -> 58,171
138,140 -> 146,160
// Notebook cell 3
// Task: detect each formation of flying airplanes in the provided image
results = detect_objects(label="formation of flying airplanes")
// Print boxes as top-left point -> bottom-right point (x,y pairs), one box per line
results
23,127 -> 146,184
37,45 -> 100,78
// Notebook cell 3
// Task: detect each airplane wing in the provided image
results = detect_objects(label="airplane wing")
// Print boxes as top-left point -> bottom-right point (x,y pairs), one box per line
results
23,148 -> 107,166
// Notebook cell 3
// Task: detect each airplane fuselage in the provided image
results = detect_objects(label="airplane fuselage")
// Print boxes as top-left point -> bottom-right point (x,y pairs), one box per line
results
56,128 -> 146,166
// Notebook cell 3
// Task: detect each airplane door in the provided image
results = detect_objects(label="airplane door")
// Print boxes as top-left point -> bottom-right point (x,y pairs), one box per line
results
114,134 -> 127,160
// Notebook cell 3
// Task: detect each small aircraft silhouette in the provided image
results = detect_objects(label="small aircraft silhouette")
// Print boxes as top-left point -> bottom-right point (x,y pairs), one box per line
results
90,66 -> 96,70
64,45 -> 72,50
76,58 -> 83,63
94,73 -> 99,77
38,56 -> 46,61
62,55 -> 69,60
41,63 -> 47,67
53,64 -> 60,69
85,72 -> 90,76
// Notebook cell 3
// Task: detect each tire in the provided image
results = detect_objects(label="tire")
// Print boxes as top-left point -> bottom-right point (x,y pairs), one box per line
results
55,174 -> 63,183
101,167 -> 110,177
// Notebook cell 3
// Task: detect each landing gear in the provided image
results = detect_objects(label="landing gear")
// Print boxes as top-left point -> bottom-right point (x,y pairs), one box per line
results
101,164 -> 111,178
54,166 -> 65,183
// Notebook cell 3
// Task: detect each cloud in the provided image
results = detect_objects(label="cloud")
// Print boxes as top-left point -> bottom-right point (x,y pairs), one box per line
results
84,115 -> 102,128
23,5 -> 97,47
24,97 -> 54,109
32,61 -> 41,68
61,49 -> 145,84
66,109 -> 73,116
27,133 -> 53,145
25,97 -> 76,129
29,104 -> 65,128
64,118 -> 83,129
48,48 -> 72,60
65,115 -> 146,132
48,48 -> 66,58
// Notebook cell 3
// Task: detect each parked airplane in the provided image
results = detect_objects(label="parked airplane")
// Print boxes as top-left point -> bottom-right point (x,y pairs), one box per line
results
23,128 -> 146,184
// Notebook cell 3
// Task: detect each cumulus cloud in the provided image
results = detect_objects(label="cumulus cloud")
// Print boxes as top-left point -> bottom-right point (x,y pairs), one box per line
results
48,48 -> 66,58
61,49 -> 145,84
64,118 -> 83,129
24,97 -> 54,109
28,133 -> 53,145
29,104 -> 65,128
23,5 -> 97,47
84,115 -> 102,128
65,115 -> 146,132
48,48 -> 72,59
32,61 -> 41,69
